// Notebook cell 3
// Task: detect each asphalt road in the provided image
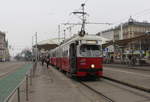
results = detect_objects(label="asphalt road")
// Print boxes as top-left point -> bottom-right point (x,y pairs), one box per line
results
0,61 -> 26,78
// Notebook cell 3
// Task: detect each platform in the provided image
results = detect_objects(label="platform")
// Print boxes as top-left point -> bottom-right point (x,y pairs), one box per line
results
13,63 -> 91,102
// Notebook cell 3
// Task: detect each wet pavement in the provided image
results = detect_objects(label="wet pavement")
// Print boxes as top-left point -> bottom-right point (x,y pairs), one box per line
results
12,63 -> 93,102
10,62 -> 150,102
104,64 -> 150,90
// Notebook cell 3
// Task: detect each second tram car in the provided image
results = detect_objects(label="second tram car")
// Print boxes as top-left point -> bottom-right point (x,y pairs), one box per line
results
49,35 -> 103,78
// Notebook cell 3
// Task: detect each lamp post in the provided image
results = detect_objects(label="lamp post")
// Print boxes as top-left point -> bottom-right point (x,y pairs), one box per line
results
58,25 -> 60,43
63,29 -> 66,40
32,36 -> 34,62
35,32 -> 38,62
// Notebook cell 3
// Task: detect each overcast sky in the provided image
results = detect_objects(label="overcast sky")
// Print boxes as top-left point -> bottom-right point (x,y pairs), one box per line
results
0,0 -> 150,55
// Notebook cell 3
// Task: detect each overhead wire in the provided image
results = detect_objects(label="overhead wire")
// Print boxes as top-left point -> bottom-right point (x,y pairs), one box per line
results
62,1 -> 88,37
133,8 -> 150,17
83,0 -> 89,4
96,8 -> 150,35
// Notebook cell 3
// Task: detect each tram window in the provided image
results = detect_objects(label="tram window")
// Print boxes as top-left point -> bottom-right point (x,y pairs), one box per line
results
63,50 -> 68,57
80,44 -> 101,57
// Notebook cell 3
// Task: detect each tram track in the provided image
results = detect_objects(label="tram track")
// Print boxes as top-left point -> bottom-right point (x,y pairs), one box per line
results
79,81 -> 115,102
103,76 -> 150,93
49,65 -> 115,102
79,79 -> 150,102
50,65 -> 150,102
104,64 -> 150,72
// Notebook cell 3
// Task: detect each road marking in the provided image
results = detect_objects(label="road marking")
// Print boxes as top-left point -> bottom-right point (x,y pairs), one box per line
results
0,66 -> 22,78
0,73 -> 6,77
105,68 -> 150,78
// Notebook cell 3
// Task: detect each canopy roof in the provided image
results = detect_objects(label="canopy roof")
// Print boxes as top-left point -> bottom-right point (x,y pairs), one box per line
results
35,38 -> 64,50
38,38 -> 64,45
103,34 -> 150,48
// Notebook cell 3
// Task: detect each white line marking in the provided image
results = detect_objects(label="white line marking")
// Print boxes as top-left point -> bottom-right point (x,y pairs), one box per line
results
105,68 -> 150,78
0,73 -> 6,77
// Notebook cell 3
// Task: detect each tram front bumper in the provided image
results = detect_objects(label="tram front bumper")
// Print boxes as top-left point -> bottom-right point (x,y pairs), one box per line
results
77,68 -> 103,77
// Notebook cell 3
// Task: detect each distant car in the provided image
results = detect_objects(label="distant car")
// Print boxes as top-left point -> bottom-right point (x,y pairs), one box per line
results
0,58 -> 6,62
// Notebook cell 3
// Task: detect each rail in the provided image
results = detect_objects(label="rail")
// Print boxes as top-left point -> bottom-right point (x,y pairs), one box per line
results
0,62 -> 37,102
79,81 -> 115,102
103,76 -> 150,93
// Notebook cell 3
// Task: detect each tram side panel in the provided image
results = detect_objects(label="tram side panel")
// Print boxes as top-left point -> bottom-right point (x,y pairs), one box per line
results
61,46 -> 70,72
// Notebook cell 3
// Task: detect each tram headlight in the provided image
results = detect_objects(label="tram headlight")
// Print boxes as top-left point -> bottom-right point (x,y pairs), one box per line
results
91,64 -> 95,68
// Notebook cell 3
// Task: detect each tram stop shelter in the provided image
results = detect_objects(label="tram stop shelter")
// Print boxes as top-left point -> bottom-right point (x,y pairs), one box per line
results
35,38 -> 64,51
102,33 -> 150,48
102,33 -> 150,65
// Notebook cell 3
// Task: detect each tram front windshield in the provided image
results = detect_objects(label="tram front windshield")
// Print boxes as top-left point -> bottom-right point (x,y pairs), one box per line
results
80,44 -> 101,57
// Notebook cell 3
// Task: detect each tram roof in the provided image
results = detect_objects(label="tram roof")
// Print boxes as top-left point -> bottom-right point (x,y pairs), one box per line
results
61,34 -> 110,45
35,38 -> 64,50
36,35 -> 110,50
38,38 -> 64,45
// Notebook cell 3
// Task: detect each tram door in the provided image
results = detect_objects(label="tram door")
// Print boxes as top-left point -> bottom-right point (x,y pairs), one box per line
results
69,43 -> 77,74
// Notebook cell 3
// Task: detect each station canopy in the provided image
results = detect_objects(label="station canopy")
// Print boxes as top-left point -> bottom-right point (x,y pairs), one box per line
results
36,38 -> 64,50
102,34 -> 150,48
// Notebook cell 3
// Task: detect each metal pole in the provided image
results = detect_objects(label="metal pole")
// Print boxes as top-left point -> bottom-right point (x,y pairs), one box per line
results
140,40 -> 142,50
58,25 -> 60,43
140,40 -> 142,57
69,27 -> 72,37
30,70 -> 32,86
32,36 -> 34,62
64,29 -> 66,40
26,74 -> 29,101
120,23 -> 123,40
33,63 -> 35,77
113,33 -> 115,61
35,32 -> 38,62
81,3 -> 85,32
17,87 -> 20,102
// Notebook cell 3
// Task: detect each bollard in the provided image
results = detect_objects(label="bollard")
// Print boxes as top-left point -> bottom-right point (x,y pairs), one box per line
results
33,63 -> 36,77
30,70 -> 32,86
32,64 -> 34,78
26,74 -> 29,101
33,62 -> 37,77
17,87 -> 20,102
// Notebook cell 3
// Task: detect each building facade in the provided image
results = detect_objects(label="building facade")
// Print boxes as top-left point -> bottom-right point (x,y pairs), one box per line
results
98,18 -> 150,63
97,29 -> 114,40
0,31 -> 9,61
114,18 -> 150,51
99,18 -> 150,50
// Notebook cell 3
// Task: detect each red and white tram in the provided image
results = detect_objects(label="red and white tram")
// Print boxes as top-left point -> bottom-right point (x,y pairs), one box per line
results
49,35 -> 103,78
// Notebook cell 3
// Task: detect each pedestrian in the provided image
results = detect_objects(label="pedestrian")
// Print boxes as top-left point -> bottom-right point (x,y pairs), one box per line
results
110,55 -> 114,63
128,54 -> 132,65
46,56 -> 50,68
33,58 -> 35,62
41,56 -> 45,66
